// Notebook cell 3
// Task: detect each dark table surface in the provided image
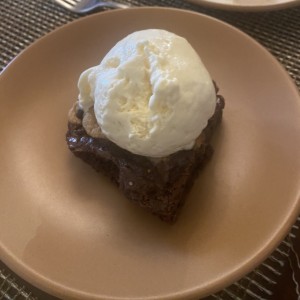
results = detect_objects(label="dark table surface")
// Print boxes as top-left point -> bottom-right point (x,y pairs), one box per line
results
1,1 -> 300,299
273,234 -> 300,300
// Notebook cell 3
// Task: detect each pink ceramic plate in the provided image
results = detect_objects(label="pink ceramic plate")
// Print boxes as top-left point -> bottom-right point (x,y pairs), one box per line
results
0,7 -> 300,300
185,0 -> 300,11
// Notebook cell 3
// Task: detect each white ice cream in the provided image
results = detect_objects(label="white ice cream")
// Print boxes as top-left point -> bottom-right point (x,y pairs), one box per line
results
78,29 -> 216,157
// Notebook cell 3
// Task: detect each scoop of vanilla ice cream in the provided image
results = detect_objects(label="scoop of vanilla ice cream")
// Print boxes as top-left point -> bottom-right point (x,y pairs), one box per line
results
78,29 -> 216,157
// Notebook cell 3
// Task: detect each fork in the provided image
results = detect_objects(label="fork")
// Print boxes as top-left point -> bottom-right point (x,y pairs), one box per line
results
54,0 -> 131,13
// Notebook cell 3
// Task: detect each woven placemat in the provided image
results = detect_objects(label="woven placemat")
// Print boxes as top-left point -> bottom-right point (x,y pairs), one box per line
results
1,1 -> 300,299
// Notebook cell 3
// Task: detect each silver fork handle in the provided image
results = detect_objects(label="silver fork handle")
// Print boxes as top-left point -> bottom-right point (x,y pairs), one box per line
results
94,1 -> 131,10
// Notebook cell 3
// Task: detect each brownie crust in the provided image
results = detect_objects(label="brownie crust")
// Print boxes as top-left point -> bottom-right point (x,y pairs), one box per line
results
66,91 -> 225,223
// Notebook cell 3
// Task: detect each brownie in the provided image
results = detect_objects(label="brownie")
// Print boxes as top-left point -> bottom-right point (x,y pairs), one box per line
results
66,89 -> 225,223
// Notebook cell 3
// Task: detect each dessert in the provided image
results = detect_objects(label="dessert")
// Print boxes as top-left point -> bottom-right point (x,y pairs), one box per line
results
66,29 -> 225,223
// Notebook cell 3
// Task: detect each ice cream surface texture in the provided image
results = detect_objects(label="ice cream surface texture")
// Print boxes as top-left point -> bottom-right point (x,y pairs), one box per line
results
78,29 -> 216,157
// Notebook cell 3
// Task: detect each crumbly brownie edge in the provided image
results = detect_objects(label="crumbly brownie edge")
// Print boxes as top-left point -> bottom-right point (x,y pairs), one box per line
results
66,95 -> 225,223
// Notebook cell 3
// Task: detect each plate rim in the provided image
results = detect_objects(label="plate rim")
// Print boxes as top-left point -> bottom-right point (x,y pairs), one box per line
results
184,0 -> 300,11
1,6 -> 300,300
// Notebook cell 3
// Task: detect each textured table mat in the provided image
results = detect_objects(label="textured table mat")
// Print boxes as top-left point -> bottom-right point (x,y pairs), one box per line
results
1,0 -> 300,299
